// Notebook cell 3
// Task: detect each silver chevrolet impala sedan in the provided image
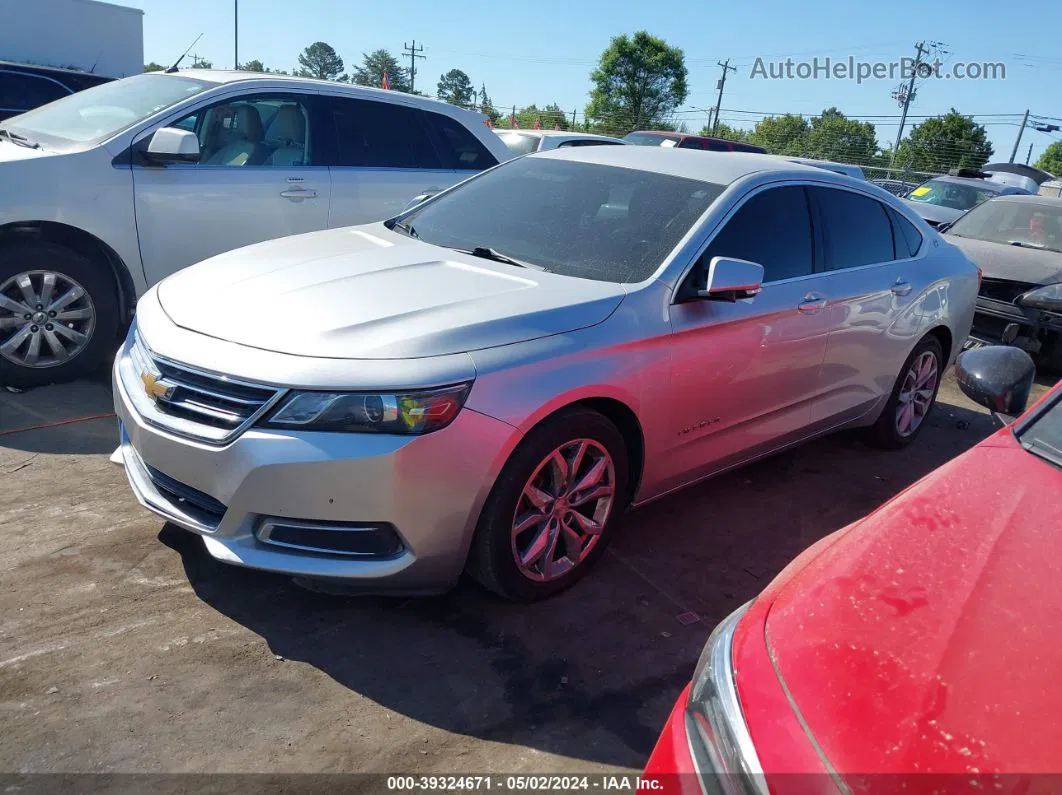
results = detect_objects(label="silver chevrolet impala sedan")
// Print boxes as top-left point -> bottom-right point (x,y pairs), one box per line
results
113,147 -> 978,601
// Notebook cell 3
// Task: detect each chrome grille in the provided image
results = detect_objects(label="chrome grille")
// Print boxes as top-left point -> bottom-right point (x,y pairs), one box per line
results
122,335 -> 285,444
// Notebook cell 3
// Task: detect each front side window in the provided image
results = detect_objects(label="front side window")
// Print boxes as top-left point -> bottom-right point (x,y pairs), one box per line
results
168,94 -> 313,167
698,186 -> 814,282
4,73 -> 213,145
948,200 -> 1062,253
812,187 -> 895,269
0,72 -> 70,112
397,157 -> 724,283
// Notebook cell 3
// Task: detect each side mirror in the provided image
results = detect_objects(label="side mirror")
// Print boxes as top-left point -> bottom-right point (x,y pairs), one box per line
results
696,257 -> 764,302
1018,283 -> 1062,313
146,127 -> 200,164
955,345 -> 1036,427
403,191 -> 438,212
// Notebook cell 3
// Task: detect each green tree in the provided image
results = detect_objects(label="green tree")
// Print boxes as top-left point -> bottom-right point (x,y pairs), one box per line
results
806,107 -> 878,164
436,69 -> 474,107
190,58 -> 213,69
514,103 -> 571,131
1035,141 -> 1062,177
144,62 -> 167,72
748,114 -> 810,155
702,122 -> 750,142
350,49 -> 410,92
478,84 -> 501,124
894,109 -> 993,172
585,31 -> 688,135
239,59 -> 265,72
297,41 -> 344,81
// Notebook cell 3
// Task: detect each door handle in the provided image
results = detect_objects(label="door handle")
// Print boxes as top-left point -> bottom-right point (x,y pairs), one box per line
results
798,294 -> 828,314
891,279 -> 913,296
280,188 -> 318,200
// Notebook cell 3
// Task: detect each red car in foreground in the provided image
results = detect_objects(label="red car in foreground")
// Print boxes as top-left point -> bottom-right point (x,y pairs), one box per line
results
645,345 -> 1060,795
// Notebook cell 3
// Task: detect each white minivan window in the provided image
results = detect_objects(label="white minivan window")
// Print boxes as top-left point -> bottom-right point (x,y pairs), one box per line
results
4,73 -> 213,145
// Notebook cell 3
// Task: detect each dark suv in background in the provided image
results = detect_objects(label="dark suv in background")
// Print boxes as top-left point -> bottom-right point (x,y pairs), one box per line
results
622,130 -> 767,154
0,61 -> 112,121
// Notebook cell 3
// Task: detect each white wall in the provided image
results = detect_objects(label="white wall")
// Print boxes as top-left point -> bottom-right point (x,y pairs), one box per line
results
0,0 -> 144,78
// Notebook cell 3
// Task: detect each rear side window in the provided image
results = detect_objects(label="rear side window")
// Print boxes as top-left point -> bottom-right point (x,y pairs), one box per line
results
557,139 -> 623,148
0,72 -> 70,112
705,141 -> 731,152
323,96 -> 441,169
811,187 -> 895,269
889,208 -> 923,258
700,186 -> 814,282
423,111 -> 498,170
677,138 -> 705,150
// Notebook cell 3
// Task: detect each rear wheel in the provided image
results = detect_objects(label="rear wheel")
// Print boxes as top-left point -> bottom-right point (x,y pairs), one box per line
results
867,336 -> 944,450
467,408 -> 629,601
0,242 -> 118,389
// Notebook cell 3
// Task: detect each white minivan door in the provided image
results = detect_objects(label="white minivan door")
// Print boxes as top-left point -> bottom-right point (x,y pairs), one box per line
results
131,92 -> 331,284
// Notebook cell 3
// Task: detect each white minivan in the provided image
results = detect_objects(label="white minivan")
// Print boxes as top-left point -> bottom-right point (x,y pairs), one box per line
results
0,70 -> 511,387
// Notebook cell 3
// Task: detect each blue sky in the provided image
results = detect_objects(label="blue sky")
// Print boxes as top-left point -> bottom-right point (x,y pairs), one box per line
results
130,0 -> 1062,163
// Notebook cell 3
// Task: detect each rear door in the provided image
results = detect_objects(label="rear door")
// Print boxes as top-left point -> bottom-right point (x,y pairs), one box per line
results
131,90 -> 330,285
808,186 -> 928,427
320,95 -> 497,227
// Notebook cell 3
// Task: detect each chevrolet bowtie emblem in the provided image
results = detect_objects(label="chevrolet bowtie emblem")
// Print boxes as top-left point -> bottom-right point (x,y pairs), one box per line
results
141,370 -> 174,401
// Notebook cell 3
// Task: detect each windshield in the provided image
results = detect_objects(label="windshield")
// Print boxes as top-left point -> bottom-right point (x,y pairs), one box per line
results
949,200 -> 1062,253
1018,392 -> 1062,468
398,157 -> 724,283
495,132 -> 541,156
3,73 -> 213,145
906,178 -> 1003,212
622,132 -> 674,147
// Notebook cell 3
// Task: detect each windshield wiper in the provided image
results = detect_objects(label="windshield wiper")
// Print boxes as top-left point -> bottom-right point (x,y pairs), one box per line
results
1007,240 -> 1045,250
386,219 -> 419,239
458,246 -> 546,271
0,128 -> 40,149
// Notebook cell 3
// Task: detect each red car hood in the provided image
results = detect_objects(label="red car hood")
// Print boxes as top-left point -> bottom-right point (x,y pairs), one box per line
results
764,430 -> 1062,778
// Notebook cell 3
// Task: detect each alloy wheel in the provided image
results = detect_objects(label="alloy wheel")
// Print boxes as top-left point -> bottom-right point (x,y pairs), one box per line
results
511,439 -> 617,582
0,270 -> 95,369
895,350 -> 938,437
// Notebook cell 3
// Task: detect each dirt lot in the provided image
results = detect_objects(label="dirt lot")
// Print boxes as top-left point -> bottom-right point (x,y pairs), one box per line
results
0,369 -> 1052,778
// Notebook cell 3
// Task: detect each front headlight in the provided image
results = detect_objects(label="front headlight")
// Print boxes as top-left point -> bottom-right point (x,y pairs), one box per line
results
260,383 -> 472,434
1017,282 -> 1062,313
687,603 -> 769,795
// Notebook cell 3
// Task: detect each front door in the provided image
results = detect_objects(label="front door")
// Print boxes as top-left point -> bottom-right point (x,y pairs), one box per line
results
131,92 -> 331,285
659,185 -> 832,494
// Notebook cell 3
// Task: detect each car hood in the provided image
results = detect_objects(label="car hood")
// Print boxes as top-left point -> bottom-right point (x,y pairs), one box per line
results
763,430 -> 1062,776
903,200 -> 963,226
947,235 -> 1062,285
156,224 -> 626,359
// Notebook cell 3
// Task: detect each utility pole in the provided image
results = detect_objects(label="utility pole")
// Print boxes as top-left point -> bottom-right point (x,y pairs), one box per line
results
403,41 -> 425,93
889,41 -> 930,175
233,0 -> 238,69
571,108 -> 577,128
711,60 -> 737,135
1010,109 -> 1031,163
1026,142 -> 1034,165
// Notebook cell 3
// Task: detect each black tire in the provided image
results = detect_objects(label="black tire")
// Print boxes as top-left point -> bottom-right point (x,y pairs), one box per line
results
867,335 -> 944,450
467,408 -> 629,601
0,241 -> 119,389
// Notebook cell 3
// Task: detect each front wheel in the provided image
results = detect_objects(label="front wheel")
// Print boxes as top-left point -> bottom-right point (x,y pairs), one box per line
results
867,336 -> 944,450
467,408 -> 629,601
0,242 -> 118,389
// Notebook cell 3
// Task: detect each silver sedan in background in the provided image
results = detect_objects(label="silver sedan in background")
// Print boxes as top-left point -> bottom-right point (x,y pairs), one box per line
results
113,148 -> 978,601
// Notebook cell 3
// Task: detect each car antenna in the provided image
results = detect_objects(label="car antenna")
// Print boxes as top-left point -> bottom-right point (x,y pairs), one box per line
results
165,33 -> 204,74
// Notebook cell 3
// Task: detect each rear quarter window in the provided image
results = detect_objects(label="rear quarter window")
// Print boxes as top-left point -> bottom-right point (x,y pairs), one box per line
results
425,112 -> 498,170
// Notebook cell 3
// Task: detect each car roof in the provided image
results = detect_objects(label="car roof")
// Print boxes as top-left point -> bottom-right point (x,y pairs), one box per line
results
496,129 -> 622,141
0,60 -> 113,82
164,69 -> 476,114
927,174 -> 1010,190
533,145 -> 828,184
984,194 -> 1062,208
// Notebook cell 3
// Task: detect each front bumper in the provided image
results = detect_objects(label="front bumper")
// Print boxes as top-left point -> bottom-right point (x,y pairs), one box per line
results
112,348 -> 516,593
